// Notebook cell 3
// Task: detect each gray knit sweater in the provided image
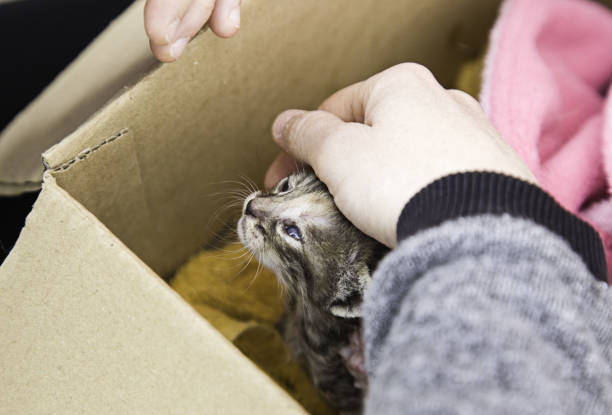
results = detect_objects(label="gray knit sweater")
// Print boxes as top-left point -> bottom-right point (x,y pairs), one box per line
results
363,177 -> 612,414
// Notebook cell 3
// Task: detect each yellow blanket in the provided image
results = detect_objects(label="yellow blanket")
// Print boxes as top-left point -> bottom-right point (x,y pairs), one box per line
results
171,242 -> 337,415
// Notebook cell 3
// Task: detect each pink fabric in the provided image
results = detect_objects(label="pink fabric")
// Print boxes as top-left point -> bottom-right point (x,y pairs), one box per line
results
481,0 -> 612,280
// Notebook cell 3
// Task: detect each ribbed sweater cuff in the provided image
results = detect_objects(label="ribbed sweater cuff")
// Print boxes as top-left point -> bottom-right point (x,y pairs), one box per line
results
396,172 -> 608,282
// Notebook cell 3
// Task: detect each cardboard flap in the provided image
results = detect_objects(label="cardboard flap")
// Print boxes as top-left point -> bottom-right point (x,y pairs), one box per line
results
0,0 -> 155,195
42,0 -> 502,277
0,174 -> 306,414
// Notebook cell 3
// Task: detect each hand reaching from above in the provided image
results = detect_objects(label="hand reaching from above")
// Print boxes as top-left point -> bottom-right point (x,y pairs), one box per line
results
266,63 -> 536,248
145,0 -> 241,62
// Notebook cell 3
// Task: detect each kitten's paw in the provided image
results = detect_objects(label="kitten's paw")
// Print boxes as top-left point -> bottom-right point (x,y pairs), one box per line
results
339,329 -> 367,390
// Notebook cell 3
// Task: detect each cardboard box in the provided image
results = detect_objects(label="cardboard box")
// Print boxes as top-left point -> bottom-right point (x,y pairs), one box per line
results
0,0 -> 502,412
0,0 -> 156,195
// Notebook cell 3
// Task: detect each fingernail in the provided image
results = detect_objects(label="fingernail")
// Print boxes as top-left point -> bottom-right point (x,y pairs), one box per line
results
229,7 -> 240,29
170,37 -> 189,58
166,18 -> 180,43
272,110 -> 306,140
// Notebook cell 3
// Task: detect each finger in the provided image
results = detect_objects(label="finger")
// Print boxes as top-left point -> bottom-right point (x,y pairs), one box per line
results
264,152 -> 299,189
318,81 -> 367,123
174,0 -> 216,40
271,109 -> 307,139
145,0 -> 190,45
150,39 -> 190,63
145,0 -> 216,61
318,63 -> 441,125
209,0 -> 241,38
271,110 -> 345,166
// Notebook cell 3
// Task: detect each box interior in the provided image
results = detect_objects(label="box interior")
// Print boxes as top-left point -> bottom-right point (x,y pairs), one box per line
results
42,0 -> 503,278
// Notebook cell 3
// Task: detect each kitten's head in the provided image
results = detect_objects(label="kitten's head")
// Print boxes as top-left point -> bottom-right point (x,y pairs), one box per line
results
237,169 -> 386,318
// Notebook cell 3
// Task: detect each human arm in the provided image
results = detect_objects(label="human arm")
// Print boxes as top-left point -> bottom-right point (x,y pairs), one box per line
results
267,63 -> 611,413
364,209 -> 611,414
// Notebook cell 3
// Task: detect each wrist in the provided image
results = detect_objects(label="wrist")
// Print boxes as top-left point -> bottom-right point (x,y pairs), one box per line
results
395,172 -> 608,282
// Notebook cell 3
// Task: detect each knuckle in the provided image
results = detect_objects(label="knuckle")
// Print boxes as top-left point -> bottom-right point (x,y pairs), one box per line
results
394,62 -> 434,79
288,111 -> 332,137
285,111 -> 315,138
365,63 -> 442,107
374,62 -> 437,88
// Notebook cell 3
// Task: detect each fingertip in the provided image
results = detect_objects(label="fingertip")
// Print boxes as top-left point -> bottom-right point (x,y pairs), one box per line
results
151,39 -> 192,62
209,1 -> 241,38
209,21 -> 240,39
150,41 -> 175,62
229,6 -> 241,29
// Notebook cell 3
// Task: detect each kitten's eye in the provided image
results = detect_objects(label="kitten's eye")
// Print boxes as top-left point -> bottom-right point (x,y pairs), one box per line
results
284,224 -> 302,241
279,178 -> 290,193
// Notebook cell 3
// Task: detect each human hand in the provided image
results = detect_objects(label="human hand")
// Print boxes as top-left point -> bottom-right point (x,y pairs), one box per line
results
265,63 -> 536,248
144,0 -> 241,62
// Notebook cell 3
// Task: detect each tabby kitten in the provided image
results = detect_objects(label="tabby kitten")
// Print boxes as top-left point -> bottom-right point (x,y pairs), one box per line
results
237,170 -> 388,413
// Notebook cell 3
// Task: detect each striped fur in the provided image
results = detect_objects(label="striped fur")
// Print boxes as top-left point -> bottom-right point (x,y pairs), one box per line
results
237,170 -> 387,413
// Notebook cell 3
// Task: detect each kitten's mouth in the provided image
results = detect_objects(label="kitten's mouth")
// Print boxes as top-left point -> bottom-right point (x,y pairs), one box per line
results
237,215 -> 265,254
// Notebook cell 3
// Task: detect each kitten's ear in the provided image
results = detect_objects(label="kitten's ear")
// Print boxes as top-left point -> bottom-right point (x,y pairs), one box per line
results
330,266 -> 372,319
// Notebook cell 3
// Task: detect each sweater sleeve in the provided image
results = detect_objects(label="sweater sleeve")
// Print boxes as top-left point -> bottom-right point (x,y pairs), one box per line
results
363,174 -> 612,415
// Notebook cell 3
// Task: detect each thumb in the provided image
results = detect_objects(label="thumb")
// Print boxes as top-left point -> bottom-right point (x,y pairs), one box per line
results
271,109 -> 345,167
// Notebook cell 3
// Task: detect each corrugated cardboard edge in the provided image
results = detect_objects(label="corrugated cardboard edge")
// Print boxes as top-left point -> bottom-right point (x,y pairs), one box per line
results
0,0 -> 155,195
0,172 -> 307,414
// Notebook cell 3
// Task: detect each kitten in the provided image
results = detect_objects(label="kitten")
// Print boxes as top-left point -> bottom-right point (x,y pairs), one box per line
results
237,169 -> 388,413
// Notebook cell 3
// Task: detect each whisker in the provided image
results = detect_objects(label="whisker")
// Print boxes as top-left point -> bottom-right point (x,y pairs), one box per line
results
203,242 -> 249,258
244,246 -> 267,292
202,179 -> 256,189
207,189 -> 252,198
214,244 -> 248,254
205,201 -> 241,232
223,249 -> 252,261
203,222 -> 241,250
238,253 -> 255,276
242,175 -> 260,194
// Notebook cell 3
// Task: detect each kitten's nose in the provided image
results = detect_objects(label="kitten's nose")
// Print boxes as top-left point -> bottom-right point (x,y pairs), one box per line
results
245,199 -> 257,217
